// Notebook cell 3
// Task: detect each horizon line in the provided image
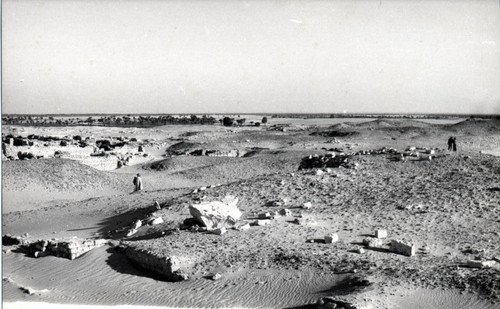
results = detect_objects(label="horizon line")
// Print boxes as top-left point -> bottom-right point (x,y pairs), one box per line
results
2,112 -> 499,117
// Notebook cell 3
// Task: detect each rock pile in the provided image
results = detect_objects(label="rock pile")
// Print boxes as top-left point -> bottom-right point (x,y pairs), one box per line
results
353,147 -> 399,155
298,154 -> 354,170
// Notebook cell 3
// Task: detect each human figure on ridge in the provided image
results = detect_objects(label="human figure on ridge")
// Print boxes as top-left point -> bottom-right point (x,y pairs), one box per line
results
133,173 -> 143,192
452,137 -> 457,151
447,136 -> 454,151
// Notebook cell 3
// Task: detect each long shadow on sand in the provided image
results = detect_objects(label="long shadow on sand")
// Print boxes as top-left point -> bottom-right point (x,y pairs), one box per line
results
96,205 -> 161,239
283,305 -> 316,309
105,247 -> 180,282
105,247 -> 148,278
314,275 -> 372,295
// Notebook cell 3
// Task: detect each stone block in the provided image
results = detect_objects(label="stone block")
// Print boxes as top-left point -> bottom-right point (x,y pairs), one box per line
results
363,238 -> 384,248
317,297 -> 357,309
324,234 -> 339,243
302,202 -> 312,209
467,260 -> 496,268
150,217 -> 164,225
132,220 -> 142,229
34,251 -> 50,258
390,240 -> 415,256
254,219 -> 271,226
279,208 -> 292,216
126,228 -> 138,237
94,239 -> 108,246
375,230 -> 388,238
211,227 -> 227,235
211,273 -> 222,281
233,222 -> 250,231
258,212 -> 272,219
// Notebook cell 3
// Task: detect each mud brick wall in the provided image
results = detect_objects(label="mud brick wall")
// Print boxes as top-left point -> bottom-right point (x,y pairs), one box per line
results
24,239 -> 108,260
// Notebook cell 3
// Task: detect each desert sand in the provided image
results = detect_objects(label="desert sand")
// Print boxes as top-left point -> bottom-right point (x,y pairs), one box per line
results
2,117 -> 500,309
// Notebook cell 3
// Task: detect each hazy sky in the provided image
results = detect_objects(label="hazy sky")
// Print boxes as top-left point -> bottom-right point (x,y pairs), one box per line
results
2,0 -> 500,114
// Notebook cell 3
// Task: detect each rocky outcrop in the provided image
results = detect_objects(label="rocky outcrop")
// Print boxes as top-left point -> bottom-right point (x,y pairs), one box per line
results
189,196 -> 242,230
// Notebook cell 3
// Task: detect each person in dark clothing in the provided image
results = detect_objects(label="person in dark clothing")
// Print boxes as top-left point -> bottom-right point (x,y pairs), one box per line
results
133,173 -> 143,192
452,137 -> 457,151
447,137 -> 454,151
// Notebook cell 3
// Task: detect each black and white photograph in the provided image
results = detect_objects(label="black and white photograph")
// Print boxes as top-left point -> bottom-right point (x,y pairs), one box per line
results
2,0 -> 500,308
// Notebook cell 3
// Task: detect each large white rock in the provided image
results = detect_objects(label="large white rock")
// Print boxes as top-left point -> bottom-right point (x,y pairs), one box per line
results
375,230 -> 388,238
150,217 -> 164,225
189,196 -> 242,230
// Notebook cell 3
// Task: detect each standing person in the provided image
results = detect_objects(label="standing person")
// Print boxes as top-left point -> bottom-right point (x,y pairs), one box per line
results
452,137 -> 457,151
447,137 -> 453,151
133,173 -> 143,192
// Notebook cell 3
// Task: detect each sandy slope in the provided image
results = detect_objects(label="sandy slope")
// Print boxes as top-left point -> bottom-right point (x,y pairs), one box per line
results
2,118 -> 500,309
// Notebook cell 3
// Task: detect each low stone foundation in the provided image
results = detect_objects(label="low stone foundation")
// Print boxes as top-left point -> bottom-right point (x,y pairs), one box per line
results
390,240 -> 415,257
6,236 -> 108,260
124,247 -> 196,281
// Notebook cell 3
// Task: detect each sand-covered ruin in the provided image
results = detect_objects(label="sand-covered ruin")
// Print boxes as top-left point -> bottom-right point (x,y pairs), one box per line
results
2,116 -> 500,308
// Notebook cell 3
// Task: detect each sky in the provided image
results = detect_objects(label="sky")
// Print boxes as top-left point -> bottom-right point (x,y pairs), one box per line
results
2,0 -> 500,115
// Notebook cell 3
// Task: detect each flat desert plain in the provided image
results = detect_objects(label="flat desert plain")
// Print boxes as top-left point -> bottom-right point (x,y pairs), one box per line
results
2,117 -> 500,309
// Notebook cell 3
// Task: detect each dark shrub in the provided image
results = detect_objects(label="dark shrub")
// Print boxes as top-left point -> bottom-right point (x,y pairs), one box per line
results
223,117 -> 234,126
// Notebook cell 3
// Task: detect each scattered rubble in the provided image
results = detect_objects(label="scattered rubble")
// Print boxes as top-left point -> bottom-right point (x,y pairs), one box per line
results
279,208 -> 292,216
293,217 -> 317,226
258,212 -> 273,219
232,222 -> 251,231
265,198 -> 289,206
211,227 -> 227,235
316,297 -> 357,309
302,202 -> 312,209
299,153 -> 354,170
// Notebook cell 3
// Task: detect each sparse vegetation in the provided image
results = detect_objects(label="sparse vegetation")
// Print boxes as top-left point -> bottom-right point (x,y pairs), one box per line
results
2,114 -> 218,127
222,117 -> 234,126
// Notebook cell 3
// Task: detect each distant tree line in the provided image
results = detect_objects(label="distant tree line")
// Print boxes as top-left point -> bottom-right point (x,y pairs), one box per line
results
2,115 -> 220,127
220,116 -> 268,127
